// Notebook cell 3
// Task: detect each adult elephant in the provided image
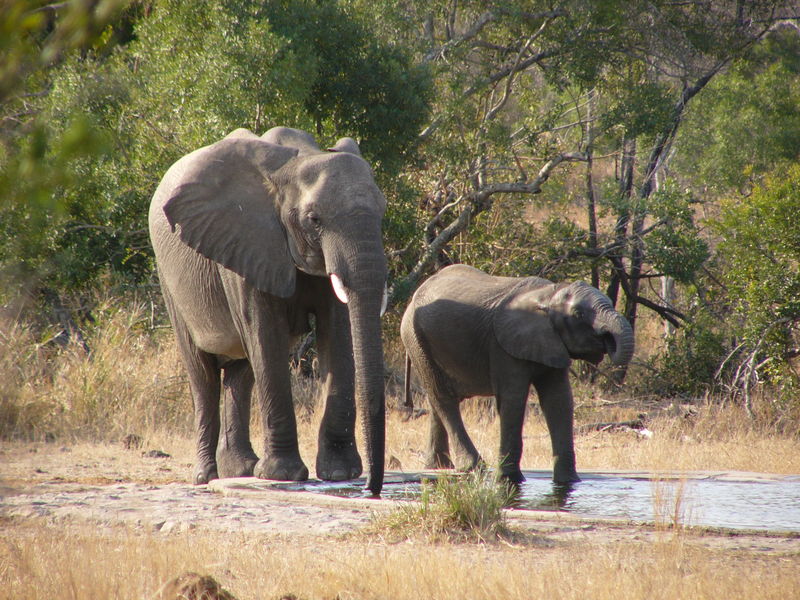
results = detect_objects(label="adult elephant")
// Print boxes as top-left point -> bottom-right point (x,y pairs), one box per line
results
149,127 -> 387,495
401,264 -> 634,484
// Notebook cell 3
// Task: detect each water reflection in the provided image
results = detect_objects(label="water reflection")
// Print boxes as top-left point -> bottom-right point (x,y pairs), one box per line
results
506,480 -> 576,511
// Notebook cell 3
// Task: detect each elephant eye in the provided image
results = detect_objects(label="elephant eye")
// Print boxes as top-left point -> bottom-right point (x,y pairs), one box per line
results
572,307 -> 584,320
307,212 -> 321,229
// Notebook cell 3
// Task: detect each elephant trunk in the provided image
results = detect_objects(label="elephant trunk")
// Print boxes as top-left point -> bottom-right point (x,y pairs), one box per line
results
348,289 -> 386,495
325,229 -> 386,496
596,309 -> 635,366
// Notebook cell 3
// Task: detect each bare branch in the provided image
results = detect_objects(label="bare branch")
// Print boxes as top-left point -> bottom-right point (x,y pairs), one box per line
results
483,36 -> 534,123
388,151 -> 588,305
425,10 -> 496,61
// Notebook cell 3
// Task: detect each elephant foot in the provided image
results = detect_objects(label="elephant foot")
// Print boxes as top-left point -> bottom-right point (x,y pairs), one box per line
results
498,468 -> 526,485
193,461 -> 219,485
216,446 -> 258,479
316,440 -> 362,481
553,451 -> 581,484
254,453 -> 309,481
553,471 -> 581,484
424,451 -> 454,470
454,454 -> 483,473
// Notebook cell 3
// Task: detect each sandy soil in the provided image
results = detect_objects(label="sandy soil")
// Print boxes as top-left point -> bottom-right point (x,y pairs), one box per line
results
1,440 -> 799,556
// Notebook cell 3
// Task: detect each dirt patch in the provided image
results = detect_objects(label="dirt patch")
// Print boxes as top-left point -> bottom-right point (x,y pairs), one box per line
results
1,441 -> 798,556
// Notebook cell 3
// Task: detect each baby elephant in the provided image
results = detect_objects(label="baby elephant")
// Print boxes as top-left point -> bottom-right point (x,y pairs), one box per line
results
401,264 -> 634,484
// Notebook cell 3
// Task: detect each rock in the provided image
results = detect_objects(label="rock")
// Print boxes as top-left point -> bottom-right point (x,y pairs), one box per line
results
155,572 -> 237,600
143,449 -> 171,459
158,520 -> 195,534
122,433 -> 143,450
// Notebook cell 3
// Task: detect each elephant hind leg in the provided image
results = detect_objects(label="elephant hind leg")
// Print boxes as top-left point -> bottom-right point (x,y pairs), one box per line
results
173,321 -> 222,484
216,359 -> 259,478
160,280 -> 222,485
424,410 -> 454,469
429,395 -> 482,473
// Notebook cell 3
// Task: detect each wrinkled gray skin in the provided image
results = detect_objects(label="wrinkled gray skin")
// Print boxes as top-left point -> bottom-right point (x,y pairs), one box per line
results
400,264 -> 634,484
149,127 -> 387,494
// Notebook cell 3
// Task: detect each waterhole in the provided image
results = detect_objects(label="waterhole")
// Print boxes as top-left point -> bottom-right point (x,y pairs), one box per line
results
271,470 -> 800,533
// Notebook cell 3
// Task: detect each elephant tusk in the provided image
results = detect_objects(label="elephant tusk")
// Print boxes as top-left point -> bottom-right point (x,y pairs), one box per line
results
380,283 -> 388,317
330,273 -> 349,304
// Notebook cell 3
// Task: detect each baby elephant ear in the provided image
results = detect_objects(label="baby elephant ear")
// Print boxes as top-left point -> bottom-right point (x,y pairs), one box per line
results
327,137 -> 362,156
162,132 -> 299,297
493,288 -> 571,369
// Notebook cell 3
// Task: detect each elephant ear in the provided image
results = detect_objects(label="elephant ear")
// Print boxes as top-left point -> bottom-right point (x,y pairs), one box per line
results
327,137 -> 362,157
162,133 -> 299,297
493,288 -> 571,369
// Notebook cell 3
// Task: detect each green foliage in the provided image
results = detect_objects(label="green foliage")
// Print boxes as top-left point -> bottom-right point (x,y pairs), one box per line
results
712,165 -> 800,392
257,0 -> 432,174
642,181 -> 709,283
0,0 -> 431,303
652,309 -> 728,396
600,77 -> 676,139
0,1 -> 130,296
676,28 -> 800,194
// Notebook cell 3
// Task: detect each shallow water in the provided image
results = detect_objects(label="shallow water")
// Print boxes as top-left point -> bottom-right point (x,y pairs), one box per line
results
514,475 -> 800,532
286,472 -> 800,533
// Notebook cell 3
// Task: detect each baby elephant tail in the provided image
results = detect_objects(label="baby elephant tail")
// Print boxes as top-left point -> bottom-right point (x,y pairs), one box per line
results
404,353 -> 414,409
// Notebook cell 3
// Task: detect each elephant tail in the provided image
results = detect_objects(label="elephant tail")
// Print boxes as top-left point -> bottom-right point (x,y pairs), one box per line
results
403,353 -> 414,409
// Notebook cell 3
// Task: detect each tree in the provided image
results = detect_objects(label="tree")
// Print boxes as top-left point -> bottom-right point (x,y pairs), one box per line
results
675,26 -> 800,195
712,165 -> 800,412
0,0 -> 430,312
0,0 -> 130,339
371,0 -> 797,339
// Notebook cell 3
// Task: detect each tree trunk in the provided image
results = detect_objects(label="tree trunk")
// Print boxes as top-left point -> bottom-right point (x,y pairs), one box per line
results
607,136 -> 636,308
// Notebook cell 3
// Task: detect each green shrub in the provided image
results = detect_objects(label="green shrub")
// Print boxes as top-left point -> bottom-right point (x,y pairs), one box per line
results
372,471 -> 520,543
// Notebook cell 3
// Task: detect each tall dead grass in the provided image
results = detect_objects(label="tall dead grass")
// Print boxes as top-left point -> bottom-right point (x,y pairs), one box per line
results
0,298 -> 191,443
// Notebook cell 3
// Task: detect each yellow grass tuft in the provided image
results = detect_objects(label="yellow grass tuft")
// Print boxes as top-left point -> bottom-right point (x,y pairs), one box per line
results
365,470 -> 525,544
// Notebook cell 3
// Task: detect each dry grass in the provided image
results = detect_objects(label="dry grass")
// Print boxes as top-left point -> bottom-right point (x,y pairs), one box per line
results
0,299 -> 191,443
1,519 -> 798,600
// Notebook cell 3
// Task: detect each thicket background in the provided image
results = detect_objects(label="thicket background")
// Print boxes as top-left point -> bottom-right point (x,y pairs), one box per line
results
2,0 -> 800,435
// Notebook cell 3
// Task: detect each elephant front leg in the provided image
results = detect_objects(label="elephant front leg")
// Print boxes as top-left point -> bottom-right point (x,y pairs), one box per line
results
250,308 -> 309,482
216,359 -> 259,478
495,383 -> 529,484
533,370 -> 581,484
314,296 -> 362,481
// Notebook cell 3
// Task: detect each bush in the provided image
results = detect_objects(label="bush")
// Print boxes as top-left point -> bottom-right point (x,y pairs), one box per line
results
651,309 -> 728,397
712,165 -> 800,408
372,470 -> 521,543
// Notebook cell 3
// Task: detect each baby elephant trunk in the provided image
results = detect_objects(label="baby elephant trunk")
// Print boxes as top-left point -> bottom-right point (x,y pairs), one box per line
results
597,309 -> 635,366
